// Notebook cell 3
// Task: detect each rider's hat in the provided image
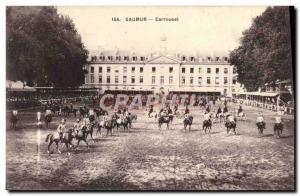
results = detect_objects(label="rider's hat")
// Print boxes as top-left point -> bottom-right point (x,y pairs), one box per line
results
61,118 -> 66,123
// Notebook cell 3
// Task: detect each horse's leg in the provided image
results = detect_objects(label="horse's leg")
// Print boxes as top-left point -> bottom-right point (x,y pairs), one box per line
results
167,123 -> 169,130
56,141 -> 61,154
47,140 -> 52,154
189,125 -> 191,131
84,139 -> 89,149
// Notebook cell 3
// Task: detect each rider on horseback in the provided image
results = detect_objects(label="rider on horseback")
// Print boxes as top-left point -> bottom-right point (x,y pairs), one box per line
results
204,111 -> 212,125
184,106 -> 190,115
238,105 -> 243,115
56,119 -> 66,140
274,115 -> 283,133
216,107 -> 222,118
148,105 -> 154,118
256,112 -> 266,129
73,119 -> 81,134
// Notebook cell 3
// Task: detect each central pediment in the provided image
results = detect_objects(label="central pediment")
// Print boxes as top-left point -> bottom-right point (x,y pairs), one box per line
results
147,56 -> 180,64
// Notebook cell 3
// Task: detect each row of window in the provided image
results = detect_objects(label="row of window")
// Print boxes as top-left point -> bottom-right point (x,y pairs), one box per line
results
182,67 -> 228,74
90,75 -> 235,86
181,76 -> 229,85
93,56 -> 146,62
91,56 -> 228,62
90,66 -> 230,74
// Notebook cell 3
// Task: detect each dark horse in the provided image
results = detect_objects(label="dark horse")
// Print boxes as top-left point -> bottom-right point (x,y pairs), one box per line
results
256,122 -> 266,136
45,129 -> 75,154
62,106 -> 77,117
74,128 -> 90,149
127,114 -> 137,128
225,120 -> 237,135
44,114 -> 52,128
103,120 -> 116,136
183,116 -> 193,131
202,119 -> 212,134
9,113 -> 18,129
158,115 -> 171,130
274,123 -> 283,138
114,117 -> 130,131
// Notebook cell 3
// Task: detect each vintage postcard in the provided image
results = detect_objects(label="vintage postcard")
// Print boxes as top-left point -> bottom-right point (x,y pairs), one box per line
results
6,6 -> 295,191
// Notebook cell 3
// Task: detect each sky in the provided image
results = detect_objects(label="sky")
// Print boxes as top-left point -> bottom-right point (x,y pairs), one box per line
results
57,6 -> 267,56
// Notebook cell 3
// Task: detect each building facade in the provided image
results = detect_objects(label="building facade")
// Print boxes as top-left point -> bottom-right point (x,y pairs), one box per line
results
83,51 -> 244,97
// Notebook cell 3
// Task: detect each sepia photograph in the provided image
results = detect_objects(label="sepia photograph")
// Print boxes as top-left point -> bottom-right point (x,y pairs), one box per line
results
6,6 -> 295,191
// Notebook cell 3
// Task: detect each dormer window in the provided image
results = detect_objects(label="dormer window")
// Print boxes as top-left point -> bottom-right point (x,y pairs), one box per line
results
190,57 -> 194,62
140,56 -> 145,61
182,56 -> 186,61
133,56 -> 137,61
207,57 -> 211,61
216,57 -> 220,61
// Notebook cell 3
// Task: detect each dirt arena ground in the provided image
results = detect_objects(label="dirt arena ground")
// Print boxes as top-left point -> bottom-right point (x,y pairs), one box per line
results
6,102 -> 295,190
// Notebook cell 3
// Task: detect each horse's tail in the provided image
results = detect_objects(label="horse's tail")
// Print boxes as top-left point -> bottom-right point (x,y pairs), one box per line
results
45,134 -> 52,142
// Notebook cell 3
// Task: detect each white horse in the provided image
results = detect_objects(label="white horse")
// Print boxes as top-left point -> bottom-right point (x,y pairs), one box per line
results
236,112 -> 246,121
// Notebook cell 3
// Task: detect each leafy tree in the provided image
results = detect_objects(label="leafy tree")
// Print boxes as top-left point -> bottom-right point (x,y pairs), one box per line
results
6,6 -> 88,87
229,7 -> 293,91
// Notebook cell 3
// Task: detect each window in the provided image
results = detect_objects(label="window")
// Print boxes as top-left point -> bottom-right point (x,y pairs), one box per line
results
152,76 -> 155,84
140,76 -> 143,83
108,56 -> 113,61
224,77 -> 228,84
160,76 -> 164,85
216,68 -> 219,74
198,77 -> 202,85
152,67 -> 156,73
124,56 -> 129,61
107,67 -> 111,73
169,67 -> 173,73
233,79 -> 237,84
190,77 -> 193,84
131,76 -> 135,84
91,66 -> 94,73
207,77 -> 211,85
98,67 -> 102,73
98,76 -> 102,83
182,56 -> 186,61
107,76 -> 110,83
140,67 -> 143,73
133,56 -> 137,61
115,70 -> 119,73
140,56 -> 145,61
224,68 -> 228,74
169,76 -> 173,84
216,57 -> 220,61
123,76 -> 127,84
123,67 -> 127,73
190,57 -> 194,62
207,68 -> 211,74
215,77 -> 220,85
198,68 -> 202,74
182,76 -> 185,84
190,68 -> 194,73
182,68 -> 185,73
115,76 -> 119,83
90,74 -> 94,83
131,67 -> 135,73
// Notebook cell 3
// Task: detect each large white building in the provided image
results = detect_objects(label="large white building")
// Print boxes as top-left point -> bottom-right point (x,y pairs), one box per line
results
83,50 -> 244,97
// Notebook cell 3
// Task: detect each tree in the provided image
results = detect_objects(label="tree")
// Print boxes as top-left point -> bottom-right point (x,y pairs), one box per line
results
229,7 -> 293,91
6,6 -> 88,87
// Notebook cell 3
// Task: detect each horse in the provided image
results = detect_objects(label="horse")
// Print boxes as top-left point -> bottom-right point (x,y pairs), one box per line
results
274,123 -> 283,138
202,119 -> 212,134
225,121 -> 237,135
103,119 -> 116,136
79,107 -> 88,117
9,113 -> 18,129
84,123 -> 96,142
216,112 -> 225,123
183,116 -> 193,131
158,115 -> 171,129
114,116 -> 130,131
44,114 -> 52,128
256,122 -> 266,135
45,129 -> 75,154
127,114 -> 137,128
74,127 -> 90,149
236,112 -> 246,121
62,106 -> 77,117
94,108 -> 108,117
